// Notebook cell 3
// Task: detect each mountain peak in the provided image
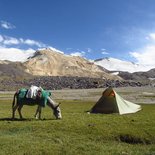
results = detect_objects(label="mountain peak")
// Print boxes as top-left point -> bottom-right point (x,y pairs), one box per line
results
23,49 -> 120,79
94,57 -> 151,73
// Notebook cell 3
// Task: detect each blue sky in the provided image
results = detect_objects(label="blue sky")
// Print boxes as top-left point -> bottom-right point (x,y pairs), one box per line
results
1,0 -> 155,66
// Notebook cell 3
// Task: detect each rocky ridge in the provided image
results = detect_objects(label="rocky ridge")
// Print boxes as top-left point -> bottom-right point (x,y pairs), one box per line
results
23,49 -> 121,80
0,76 -> 146,91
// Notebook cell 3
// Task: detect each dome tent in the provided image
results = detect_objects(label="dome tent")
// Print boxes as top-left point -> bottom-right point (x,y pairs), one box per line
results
90,88 -> 141,115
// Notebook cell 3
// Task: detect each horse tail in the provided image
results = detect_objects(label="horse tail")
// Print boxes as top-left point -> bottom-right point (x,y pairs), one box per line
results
12,90 -> 18,108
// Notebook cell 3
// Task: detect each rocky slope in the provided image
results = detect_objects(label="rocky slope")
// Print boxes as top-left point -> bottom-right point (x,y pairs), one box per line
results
0,76 -> 145,91
23,49 -> 121,80
0,49 -> 152,90
0,60 -> 31,78
118,68 -> 155,81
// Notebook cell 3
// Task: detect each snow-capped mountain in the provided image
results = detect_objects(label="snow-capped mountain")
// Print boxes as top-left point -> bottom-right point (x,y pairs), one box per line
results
94,57 -> 153,73
0,49 -> 121,80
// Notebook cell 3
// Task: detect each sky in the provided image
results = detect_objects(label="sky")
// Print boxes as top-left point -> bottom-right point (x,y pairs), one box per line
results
1,0 -> 155,67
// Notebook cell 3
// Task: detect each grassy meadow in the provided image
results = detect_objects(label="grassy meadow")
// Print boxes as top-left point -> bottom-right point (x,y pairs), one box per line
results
0,89 -> 155,155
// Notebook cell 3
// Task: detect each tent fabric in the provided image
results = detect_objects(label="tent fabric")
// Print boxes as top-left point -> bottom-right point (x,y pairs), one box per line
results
91,88 -> 141,115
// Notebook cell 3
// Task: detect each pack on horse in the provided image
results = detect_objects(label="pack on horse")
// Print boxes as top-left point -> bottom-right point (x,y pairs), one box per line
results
12,86 -> 62,120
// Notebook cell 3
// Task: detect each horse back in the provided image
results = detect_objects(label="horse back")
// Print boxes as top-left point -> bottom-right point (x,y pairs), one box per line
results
16,88 -> 51,106
16,89 -> 38,106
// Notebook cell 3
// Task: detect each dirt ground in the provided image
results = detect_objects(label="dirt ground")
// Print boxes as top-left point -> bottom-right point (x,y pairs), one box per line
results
52,86 -> 155,104
0,86 -> 155,104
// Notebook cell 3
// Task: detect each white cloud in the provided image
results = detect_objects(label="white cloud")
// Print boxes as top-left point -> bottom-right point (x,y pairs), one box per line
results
148,33 -> 155,40
0,34 -> 66,62
128,32 -> 155,70
101,49 -> 109,55
70,51 -> 85,57
130,45 -> 155,66
0,47 -> 35,62
23,39 -> 46,47
87,48 -> 92,53
3,36 -> 19,45
0,21 -> 16,29
101,48 -> 106,51
0,35 -> 3,42
101,51 -> 109,55
0,46 -> 66,62
0,34 -> 46,48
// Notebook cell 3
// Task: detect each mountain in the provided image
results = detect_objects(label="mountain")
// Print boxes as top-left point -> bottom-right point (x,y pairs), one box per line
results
94,57 -> 152,73
0,60 -> 31,78
0,49 -> 153,90
118,68 -> 155,81
20,49 -> 121,80
2,48 -> 154,81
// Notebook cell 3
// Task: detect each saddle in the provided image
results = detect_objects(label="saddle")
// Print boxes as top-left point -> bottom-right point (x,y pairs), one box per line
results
26,85 -> 43,99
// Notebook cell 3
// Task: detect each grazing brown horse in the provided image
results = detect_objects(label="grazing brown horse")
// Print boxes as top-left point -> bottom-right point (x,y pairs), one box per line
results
12,88 -> 62,120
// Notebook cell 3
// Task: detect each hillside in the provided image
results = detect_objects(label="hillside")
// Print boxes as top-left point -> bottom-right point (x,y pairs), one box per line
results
0,49 -> 146,90
118,68 -> 155,81
0,60 -> 31,79
23,49 -> 120,80
0,49 -> 154,91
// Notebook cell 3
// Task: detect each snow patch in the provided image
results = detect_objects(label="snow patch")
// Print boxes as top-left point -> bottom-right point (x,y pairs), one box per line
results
94,57 -> 153,73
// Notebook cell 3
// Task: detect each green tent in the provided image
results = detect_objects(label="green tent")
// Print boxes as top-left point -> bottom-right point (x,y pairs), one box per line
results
91,88 -> 141,115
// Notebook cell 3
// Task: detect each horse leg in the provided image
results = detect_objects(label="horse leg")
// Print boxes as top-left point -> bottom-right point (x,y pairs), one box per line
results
38,106 -> 42,119
17,104 -> 23,119
12,104 -> 18,119
12,92 -> 18,119
47,97 -> 62,119
34,105 -> 42,119
34,105 -> 39,119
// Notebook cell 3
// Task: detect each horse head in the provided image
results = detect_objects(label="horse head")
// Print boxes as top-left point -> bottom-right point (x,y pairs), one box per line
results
53,103 -> 62,119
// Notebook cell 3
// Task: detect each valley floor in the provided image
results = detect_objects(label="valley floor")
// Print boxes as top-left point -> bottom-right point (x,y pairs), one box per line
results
1,86 -> 155,104
46,86 -> 155,104
0,86 -> 155,155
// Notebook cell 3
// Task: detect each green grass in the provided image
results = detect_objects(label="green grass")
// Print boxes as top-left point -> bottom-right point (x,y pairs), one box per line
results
0,99 -> 155,155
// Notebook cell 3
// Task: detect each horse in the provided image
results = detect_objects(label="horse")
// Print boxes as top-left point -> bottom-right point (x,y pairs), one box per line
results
12,88 -> 62,120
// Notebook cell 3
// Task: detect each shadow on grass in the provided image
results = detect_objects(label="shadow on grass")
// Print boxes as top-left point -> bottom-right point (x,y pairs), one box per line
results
0,117 -> 57,121
118,134 -> 152,145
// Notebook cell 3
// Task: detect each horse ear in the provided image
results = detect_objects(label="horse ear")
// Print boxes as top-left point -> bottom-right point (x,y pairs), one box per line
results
55,102 -> 61,109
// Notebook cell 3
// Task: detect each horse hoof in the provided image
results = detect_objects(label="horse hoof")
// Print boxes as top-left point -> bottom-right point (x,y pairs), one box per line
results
35,116 -> 38,119
57,116 -> 62,120
11,117 -> 15,120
